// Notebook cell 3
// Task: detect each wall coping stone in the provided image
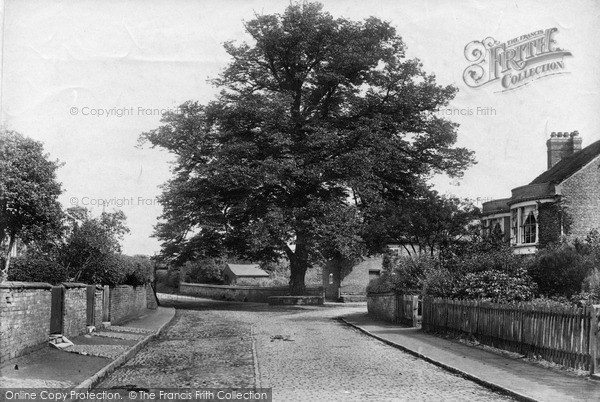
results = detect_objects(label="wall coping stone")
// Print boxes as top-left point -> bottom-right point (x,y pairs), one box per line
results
0,281 -> 52,290
61,282 -> 89,289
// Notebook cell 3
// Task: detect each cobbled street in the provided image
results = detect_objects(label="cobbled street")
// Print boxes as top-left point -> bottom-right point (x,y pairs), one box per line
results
98,297 -> 516,401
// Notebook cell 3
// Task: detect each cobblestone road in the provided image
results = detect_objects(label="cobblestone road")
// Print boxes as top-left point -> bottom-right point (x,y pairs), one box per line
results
99,297 -> 515,401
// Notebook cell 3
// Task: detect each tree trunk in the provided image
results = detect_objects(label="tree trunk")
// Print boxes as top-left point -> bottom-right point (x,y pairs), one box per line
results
289,236 -> 309,295
1,234 -> 15,283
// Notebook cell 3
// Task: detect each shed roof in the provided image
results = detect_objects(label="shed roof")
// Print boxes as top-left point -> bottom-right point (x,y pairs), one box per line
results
226,263 -> 270,277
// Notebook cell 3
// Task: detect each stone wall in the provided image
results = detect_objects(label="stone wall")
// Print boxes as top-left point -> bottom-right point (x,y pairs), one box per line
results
366,292 -> 397,322
62,283 -> 88,338
179,283 -> 324,303
0,282 -> 52,364
146,283 -> 158,309
109,285 -> 148,325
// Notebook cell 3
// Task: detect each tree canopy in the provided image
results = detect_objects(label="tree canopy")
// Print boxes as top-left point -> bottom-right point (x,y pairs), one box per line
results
0,128 -> 63,281
142,2 -> 475,294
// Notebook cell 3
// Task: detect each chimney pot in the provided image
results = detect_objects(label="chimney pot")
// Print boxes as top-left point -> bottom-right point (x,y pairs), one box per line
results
550,132 -> 556,137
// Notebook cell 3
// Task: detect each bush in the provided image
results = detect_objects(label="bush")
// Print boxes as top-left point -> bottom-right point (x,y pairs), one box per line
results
182,258 -> 225,284
453,267 -> 537,302
528,242 -> 595,298
6,256 -> 68,285
367,255 -> 436,294
119,255 -> 154,286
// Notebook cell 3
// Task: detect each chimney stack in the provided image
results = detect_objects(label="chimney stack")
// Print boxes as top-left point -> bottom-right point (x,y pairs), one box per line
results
546,130 -> 582,170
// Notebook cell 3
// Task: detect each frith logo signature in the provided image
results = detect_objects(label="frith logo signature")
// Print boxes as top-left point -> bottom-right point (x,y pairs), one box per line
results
463,28 -> 572,92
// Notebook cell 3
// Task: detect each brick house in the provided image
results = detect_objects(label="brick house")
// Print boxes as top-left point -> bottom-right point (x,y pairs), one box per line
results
482,131 -> 600,254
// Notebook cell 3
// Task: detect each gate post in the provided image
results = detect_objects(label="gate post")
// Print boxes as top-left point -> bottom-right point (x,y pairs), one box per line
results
590,305 -> 600,376
411,295 -> 419,327
102,285 -> 110,324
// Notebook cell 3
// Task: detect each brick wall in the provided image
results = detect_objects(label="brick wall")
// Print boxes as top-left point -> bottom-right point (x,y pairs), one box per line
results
109,285 -> 148,325
0,282 -> 52,364
560,156 -> 600,238
62,283 -> 88,338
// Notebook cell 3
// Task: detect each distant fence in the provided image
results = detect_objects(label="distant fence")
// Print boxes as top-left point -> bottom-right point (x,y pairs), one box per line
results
367,292 -> 420,327
422,297 -> 598,372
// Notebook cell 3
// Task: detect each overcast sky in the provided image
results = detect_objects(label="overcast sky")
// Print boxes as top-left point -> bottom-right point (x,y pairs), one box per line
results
2,0 -> 599,255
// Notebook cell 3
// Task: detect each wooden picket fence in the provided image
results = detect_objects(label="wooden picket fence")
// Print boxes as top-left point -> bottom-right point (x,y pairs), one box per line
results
421,297 -> 594,371
396,294 -> 420,327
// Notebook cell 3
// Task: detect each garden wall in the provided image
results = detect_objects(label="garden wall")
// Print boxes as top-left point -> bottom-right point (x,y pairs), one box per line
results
367,292 -> 420,326
179,282 -> 324,303
62,283 -> 88,338
109,284 -> 149,325
367,292 -> 397,322
0,282 -> 52,364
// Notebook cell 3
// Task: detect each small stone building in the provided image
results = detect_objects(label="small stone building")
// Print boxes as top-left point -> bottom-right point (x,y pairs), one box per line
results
322,257 -> 383,302
482,131 -> 600,254
222,263 -> 270,285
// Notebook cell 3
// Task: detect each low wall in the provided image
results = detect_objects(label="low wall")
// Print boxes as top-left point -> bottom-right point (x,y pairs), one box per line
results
62,283 -> 88,338
367,292 -> 397,322
0,282 -> 52,364
180,282 -> 324,303
109,284 -> 148,325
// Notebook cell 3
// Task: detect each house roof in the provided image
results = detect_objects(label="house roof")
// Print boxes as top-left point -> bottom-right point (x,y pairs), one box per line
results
226,263 -> 269,277
530,139 -> 600,185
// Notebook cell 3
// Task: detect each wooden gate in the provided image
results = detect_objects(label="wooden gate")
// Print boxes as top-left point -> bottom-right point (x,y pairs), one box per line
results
86,285 -> 96,326
50,286 -> 64,334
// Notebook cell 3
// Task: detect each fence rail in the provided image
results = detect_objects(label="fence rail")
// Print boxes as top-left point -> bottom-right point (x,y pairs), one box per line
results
422,297 -> 594,371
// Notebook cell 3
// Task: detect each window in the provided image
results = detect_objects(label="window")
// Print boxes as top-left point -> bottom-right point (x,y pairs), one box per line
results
522,211 -> 536,244
511,210 -> 518,243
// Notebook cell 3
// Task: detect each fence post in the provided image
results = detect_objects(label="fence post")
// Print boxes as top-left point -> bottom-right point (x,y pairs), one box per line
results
411,295 -> 419,327
590,305 -> 600,376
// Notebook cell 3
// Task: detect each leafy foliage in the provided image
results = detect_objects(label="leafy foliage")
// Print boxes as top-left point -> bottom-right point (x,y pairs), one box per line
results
182,258 -> 225,285
141,2 -> 474,294
453,268 -> 536,302
6,255 -> 68,285
365,189 -> 480,256
528,239 -> 596,298
0,128 -> 64,280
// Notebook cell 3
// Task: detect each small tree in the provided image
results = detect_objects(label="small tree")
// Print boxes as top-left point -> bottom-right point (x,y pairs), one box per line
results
0,128 -> 63,281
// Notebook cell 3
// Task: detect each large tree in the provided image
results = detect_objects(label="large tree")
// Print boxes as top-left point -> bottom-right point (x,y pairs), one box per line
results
142,3 -> 475,294
0,128 -> 63,281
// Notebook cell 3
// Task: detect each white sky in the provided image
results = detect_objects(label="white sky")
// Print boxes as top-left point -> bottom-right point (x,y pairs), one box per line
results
2,0 -> 599,255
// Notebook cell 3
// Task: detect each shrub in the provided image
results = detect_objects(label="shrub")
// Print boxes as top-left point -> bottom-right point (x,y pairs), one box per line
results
367,255 -> 437,294
453,267 -> 537,302
182,258 -> 225,284
528,242 -> 594,298
6,256 -> 68,285
119,255 -> 154,286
